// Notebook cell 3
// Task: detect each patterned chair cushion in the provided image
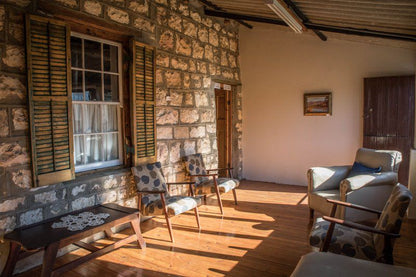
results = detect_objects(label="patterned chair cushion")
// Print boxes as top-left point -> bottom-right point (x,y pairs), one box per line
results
194,178 -> 240,195
131,162 -> 168,210
373,184 -> 413,260
309,218 -> 377,261
183,154 -> 209,184
143,196 -> 202,216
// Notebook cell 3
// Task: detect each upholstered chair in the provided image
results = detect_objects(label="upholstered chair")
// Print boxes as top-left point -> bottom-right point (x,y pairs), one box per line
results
131,162 -> 201,242
308,148 -> 402,221
309,183 -> 413,264
183,153 -> 239,215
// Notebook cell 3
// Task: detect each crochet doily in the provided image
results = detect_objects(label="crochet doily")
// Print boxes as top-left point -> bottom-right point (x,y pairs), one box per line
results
51,212 -> 110,231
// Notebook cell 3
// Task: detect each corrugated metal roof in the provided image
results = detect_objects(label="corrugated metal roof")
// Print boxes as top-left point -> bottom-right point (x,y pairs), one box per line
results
205,0 -> 416,37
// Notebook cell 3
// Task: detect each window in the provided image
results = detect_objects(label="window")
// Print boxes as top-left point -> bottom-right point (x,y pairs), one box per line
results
70,33 -> 123,172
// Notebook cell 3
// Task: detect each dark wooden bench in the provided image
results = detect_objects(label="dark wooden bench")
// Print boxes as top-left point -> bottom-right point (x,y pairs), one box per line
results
1,203 -> 146,277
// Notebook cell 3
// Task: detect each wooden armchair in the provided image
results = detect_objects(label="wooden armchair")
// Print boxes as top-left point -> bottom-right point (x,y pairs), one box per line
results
309,184 -> 412,264
131,162 -> 201,242
183,154 -> 239,215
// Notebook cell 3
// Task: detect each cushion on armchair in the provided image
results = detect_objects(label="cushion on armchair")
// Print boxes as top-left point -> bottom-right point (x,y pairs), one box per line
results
348,162 -> 381,177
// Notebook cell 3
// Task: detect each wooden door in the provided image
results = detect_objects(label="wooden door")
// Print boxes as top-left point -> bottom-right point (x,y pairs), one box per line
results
363,75 -> 415,185
215,88 -> 232,177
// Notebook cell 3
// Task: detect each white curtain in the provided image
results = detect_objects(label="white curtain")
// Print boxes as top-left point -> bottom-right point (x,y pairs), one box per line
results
73,104 -> 119,166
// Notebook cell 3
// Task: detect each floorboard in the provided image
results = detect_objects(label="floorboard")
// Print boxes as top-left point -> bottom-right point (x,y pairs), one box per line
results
17,180 -> 416,276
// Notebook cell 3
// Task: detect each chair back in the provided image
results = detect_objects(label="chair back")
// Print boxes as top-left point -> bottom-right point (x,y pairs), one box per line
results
131,162 -> 169,210
355,148 -> 402,172
183,153 -> 209,184
374,183 -> 413,258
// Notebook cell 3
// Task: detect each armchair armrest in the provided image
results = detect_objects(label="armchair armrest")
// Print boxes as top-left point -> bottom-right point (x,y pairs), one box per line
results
308,166 -> 351,192
207,168 -> 233,172
137,190 -> 166,194
340,172 -> 398,192
166,181 -> 195,185
190,174 -> 218,178
326,199 -> 382,215
322,216 -> 400,238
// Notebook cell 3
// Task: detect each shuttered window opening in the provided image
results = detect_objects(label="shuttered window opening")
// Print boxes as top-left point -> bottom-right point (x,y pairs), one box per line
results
131,41 -> 156,165
26,15 -> 75,186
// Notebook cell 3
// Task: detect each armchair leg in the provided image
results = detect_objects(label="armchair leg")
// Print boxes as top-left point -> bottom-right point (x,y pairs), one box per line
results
194,207 -> 201,230
161,194 -> 174,242
321,222 -> 336,252
232,189 -> 238,205
214,187 -> 224,215
309,208 -> 314,220
204,195 -> 207,203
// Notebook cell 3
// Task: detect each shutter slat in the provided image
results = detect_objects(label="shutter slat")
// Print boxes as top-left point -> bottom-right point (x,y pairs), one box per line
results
131,40 -> 156,165
27,15 -> 75,187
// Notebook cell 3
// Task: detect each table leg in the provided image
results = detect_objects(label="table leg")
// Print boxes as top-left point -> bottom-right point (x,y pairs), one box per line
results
41,242 -> 59,277
130,216 -> 146,249
1,242 -> 21,277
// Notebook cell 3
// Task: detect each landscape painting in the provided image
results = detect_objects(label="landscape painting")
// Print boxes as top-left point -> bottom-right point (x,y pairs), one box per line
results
304,92 -> 332,116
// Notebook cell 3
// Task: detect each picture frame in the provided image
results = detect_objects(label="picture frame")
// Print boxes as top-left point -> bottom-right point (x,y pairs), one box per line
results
304,92 -> 332,116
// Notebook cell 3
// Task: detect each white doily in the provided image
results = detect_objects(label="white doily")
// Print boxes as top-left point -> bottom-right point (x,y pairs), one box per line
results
51,212 -> 110,231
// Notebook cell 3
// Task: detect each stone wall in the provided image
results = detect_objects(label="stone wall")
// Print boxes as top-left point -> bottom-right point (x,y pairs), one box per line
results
0,0 -> 242,235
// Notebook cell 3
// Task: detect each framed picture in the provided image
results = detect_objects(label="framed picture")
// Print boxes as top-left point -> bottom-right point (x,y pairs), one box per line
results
304,92 -> 332,116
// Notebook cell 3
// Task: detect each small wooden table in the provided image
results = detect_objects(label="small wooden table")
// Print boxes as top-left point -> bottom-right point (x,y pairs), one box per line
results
1,203 -> 146,277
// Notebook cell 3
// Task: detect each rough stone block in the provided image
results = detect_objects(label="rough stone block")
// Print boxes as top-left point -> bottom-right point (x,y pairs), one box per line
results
213,22 -> 221,32
72,184 -> 87,197
71,196 -> 95,211
206,124 -> 216,134
156,69 -> 164,85
183,73 -> 190,89
197,138 -> 211,154
190,126 -> 205,138
55,0 -> 79,9
230,38 -> 238,52
45,201 -> 68,217
190,74 -> 202,89
157,126 -> 173,139
103,176 -> 119,190
171,57 -> 188,71
180,109 -> 199,124
201,110 -> 214,123
0,141 -> 29,167
195,91 -> 209,107
0,197 -> 24,213
156,52 -> 170,67
128,0 -> 149,16
192,41 -> 204,59
0,75 -> 26,104
134,17 -> 155,33
156,88 -> 168,105
155,0 -> 168,5
157,142 -> 169,164
20,208 -> 42,226
11,107 -> 28,131
222,69 -> 234,80
221,51 -> 228,67
174,126 -> 189,139
220,36 -> 230,49
156,108 -> 179,125
178,3 -> 189,16
203,76 -> 211,88
229,54 -> 237,68
8,23 -> 24,44
169,142 -> 181,163
189,60 -> 196,72
184,92 -> 193,106
198,27 -> 208,43
9,168 -> 31,189
83,0 -> 102,16
0,215 -> 16,233
2,46 -> 25,71
235,122 -> 242,133
156,6 -> 168,25
197,61 -> 207,74
184,140 -> 195,156
190,11 -> 201,23
204,44 -> 213,61
238,110 -> 242,120
175,35 -> 192,56
202,17 -> 213,28
97,190 -> 117,204
169,91 -> 183,106
165,71 -> 182,88
0,108 -> 9,137
209,64 -> 216,75
183,19 -> 196,38
107,7 -> 129,24
34,191 -> 57,204
209,30 -> 219,47
168,13 -> 182,32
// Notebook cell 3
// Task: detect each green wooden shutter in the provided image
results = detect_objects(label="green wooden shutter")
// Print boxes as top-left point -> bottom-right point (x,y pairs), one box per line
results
26,15 -> 75,186
131,40 -> 156,165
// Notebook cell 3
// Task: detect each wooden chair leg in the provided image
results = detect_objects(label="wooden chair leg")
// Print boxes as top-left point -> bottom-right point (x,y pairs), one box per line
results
41,242 -> 59,277
194,207 -> 201,230
204,195 -> 207,203
309,208 -> 314,220
321,222 -> 336,252
1,242 -> 21,277
214,182 -> 224,215
130,215 -> 146,249
161,194 -> 174,242
232,189 -> 238,205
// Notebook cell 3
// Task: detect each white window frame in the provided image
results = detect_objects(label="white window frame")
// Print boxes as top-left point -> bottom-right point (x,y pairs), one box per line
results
71,32 -> 123,173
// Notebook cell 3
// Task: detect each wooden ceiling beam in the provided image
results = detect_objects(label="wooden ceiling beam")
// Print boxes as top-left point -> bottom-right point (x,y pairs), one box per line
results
203,9 -> 416,42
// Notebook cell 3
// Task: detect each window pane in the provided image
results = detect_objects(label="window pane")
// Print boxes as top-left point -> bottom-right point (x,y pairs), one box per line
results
72,70 -> 83,101
103,133 -> 118,161
104,74 -> 119,102
85,135 -> 103,163
73,104 -> 83,134
74,136 -> 84,166
84,40 -> 101,70
82,104 -> 101,133
102,105 -> 118,132
85,72 -> 102,101
103,44 -> 118,73
71,37 -> 82,68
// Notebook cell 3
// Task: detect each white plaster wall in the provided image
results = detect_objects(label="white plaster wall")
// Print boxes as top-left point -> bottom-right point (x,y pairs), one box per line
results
240,24 -> 416,186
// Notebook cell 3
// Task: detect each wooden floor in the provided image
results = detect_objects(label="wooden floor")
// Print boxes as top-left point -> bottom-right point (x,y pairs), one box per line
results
18,180 -> 416,276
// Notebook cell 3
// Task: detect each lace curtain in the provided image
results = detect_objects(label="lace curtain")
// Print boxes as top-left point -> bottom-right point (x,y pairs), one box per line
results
73,103 -> 119,166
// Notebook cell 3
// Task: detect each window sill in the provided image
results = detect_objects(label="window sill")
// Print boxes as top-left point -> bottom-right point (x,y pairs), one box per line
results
66,166 -> 131,185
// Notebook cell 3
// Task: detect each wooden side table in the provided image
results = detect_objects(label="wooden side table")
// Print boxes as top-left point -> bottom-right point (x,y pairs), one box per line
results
1,203 -> 146,277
